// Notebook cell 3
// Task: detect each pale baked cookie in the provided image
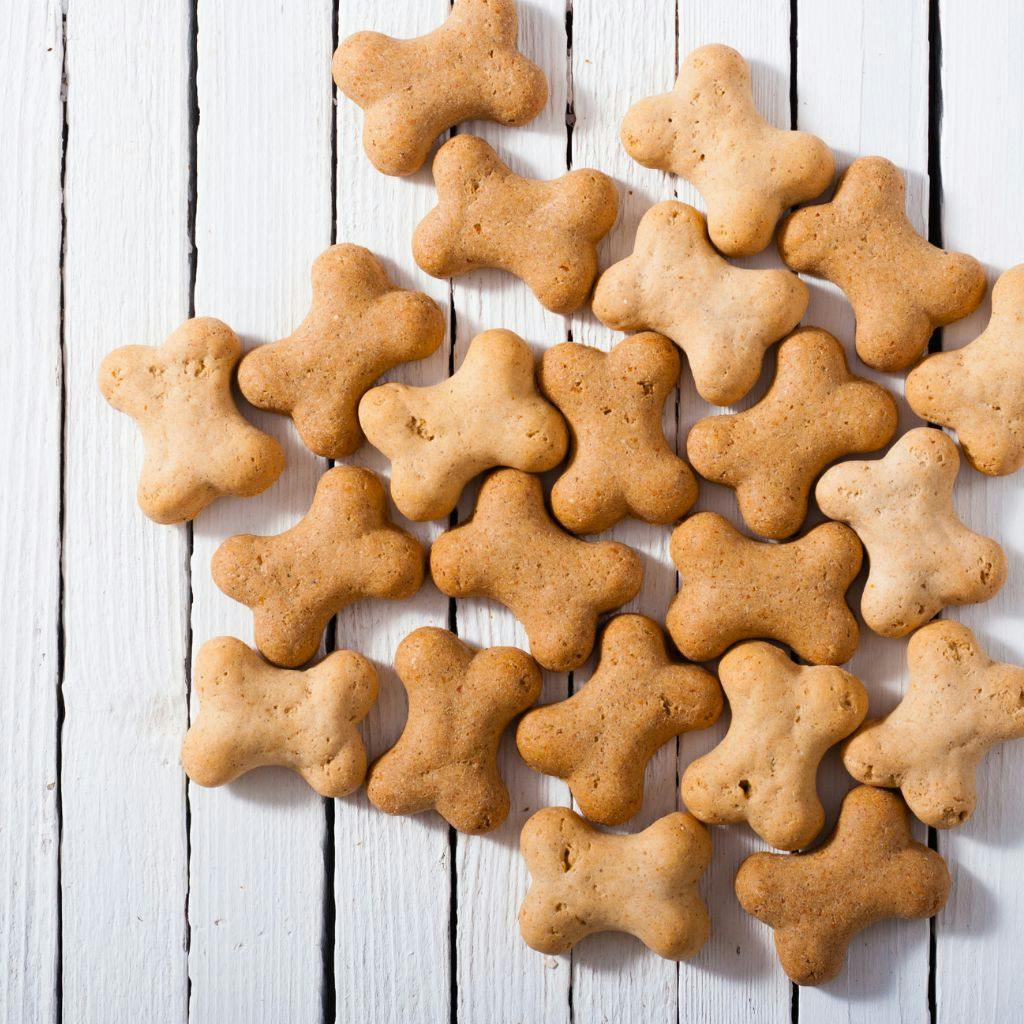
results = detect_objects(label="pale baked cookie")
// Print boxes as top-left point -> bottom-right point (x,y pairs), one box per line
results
359,328 -> 567,521
99,317 -> 284,524
237,244 -> 445,460
413,135 -> 618,314
591,201 -> 807,405
816,427 -> 1006,638
519,807 -> 711,959
516,615 -> 722,825
687,327 -> 898,538
620,45 -> 834,257
429,469 -> 643,672
539,332 -> 697,534
735,786 -> 950,986
778,157 -> 986,371
681,642 -> 867,850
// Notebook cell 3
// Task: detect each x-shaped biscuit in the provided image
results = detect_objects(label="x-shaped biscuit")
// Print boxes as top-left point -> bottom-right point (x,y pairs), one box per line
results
736,786 -> 950,985
778,157 -> 986,371
367,627 -> 541,834
238,244 -> 445,459
212,466 -> 424,668
621,45 -> 834,257
359,328 -> 567,521
333,0 -> 548,176
429,469 -> 643,671
519,807 -> 711,959
816,427 -> 1006,638
682,642 -> 867,850
99,317 -> 284,524
413,135 -> 619,314
181,637 -> 377,797
843,620 -> 1024,828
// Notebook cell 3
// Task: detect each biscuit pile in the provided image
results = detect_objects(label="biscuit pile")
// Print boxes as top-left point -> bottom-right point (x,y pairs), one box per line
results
100,0 -> 1024,988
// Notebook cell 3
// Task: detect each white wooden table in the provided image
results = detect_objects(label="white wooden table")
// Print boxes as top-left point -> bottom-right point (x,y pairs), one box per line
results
4,1 -> 1023,1021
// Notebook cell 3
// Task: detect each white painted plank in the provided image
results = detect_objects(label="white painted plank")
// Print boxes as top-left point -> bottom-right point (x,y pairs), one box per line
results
60,1 -> 192,1021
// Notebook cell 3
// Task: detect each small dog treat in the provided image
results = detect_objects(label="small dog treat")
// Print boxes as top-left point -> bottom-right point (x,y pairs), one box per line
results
181,636 -> 377,797
591,201 -> 807,405
430,469 -> 642,671
212,466 -> 424,667
538,332 -> 698,534
519,807 -> 711,959
667,512 -> 862,665
687,327 -> 898,538
237,244 -> 444,459
333,0 -> 547,177
366,627 -> 541,834
816,428 -> 1006,638
907,264 -> 1024,476
620,45 -> 834,257
359,328 -> 567,521
681,642 -> 867,850
843,620 -> 1024,829
413,135 -> 618,314
98,317 -> 284,524
778,157 -> 986,371
516,615 -> 722,825
735,786 -> 951,986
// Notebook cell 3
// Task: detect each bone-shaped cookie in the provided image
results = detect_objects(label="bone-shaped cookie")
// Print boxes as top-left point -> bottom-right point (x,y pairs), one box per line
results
413,135 -> 618,314
359,328 -> 567,521
181,636 -> 377,797
237,244 -> 445,459
333,0 -> 548,177
667,513 -> 861,665
681,642 -> 867,850
99,317 -> 284,524
735,786 -> 950,985
538,332 -> 697,534
367,627 -> 541,834
591,201 -> 807,405
816,427 -> 1006,638
843,620 -> 1024,828
212,466 -> 423,668
620,45 -> 834,257
519,807 -> 711,959
778,157 -> 986,371
429,469 -> 643,671
687,327 -> 898,538
907,264 -> 1024,475
516,615 -> 722,825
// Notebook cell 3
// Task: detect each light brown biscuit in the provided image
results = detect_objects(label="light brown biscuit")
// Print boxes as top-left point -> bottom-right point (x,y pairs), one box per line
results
333,0 -> 547,177
816,427 -> 1006,638
778,157 -> 986,371
681,642 -> 867,850
620,45 -> 834,257
212,466 -> 424,668
429,469 -> 643,671
413,135 -> 618,314
516,615 -> 722,825
843,620 -> 1024,829
181,637 -> 377,797
359,328 -> 567,521
687,327 -> 898,538
237,244 -> 445,459
906,264 -> 1024,475
591,201 -> 807,405
98,317 -> 284,524
366,627 -> 541,834
666,512 -> 862,665
538,332 -> 697,534
519,807 -> 711,959
735,786 -> 950,986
